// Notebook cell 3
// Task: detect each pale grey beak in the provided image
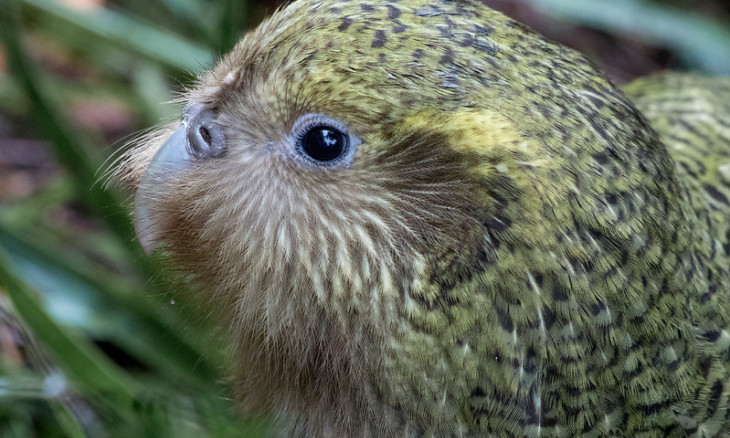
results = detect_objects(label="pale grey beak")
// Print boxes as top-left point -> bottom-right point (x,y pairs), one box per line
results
133,104 -> 225,254
134,125 -> 189,254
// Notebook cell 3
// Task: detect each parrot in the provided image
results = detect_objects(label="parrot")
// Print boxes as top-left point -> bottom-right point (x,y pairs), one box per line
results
118,0 -> 730,435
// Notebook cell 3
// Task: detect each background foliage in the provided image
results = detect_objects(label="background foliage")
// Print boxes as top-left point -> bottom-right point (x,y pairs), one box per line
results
0,0 -> 729,436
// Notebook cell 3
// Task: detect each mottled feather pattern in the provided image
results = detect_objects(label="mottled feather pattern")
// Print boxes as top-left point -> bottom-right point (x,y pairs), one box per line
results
122,0 -> 730,436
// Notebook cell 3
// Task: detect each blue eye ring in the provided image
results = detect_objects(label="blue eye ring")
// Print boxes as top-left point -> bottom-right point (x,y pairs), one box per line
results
290,113 -> 360,168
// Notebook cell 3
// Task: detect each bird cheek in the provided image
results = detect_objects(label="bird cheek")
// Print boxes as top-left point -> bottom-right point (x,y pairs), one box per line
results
134,124 -> 191,254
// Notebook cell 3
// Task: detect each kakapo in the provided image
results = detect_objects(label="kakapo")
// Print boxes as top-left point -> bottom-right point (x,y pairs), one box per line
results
120,0 -> 730,436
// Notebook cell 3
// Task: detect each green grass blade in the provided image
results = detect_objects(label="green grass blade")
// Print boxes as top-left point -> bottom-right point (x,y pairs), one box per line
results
0,246 -> 139,404
0,2 -> 129,235
20,0 -> 213,72
0,223 -> 226,393
0,0 -> 158,278
49,399 -> 89,438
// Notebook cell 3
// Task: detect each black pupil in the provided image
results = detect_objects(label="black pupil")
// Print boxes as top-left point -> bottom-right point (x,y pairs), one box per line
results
303,127 -> 345,162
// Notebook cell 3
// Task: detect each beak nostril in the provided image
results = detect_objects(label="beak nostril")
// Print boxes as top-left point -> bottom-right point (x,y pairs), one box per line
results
199,126 -> 213,146
184,105 -> 226,159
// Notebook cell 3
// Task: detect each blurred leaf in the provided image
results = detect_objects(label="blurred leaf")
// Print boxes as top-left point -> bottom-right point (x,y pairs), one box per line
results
21,0 -> 214,72
131,63 -> 179,123
0,221 -> 226,393
0,1 -> 136,246
0,245 -> 139,406
215,0 -> 251,54
525,0 -> 730,74
49,400 -> 87,438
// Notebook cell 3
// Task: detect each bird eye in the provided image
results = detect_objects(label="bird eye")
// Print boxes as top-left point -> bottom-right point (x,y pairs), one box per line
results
302,126 -> 347,162
184,104 -> 226,159
292,114 -> 359,167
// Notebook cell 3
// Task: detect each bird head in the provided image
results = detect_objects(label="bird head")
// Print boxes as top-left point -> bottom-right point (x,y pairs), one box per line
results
122,0 -> 676,421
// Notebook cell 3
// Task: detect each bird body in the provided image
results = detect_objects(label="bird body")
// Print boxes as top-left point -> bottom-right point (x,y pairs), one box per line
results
122,0 -> 730,436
